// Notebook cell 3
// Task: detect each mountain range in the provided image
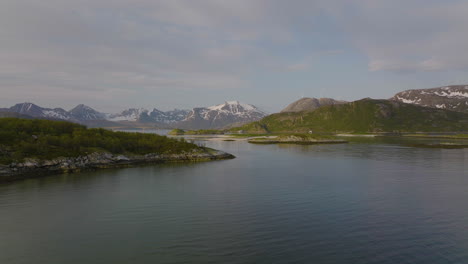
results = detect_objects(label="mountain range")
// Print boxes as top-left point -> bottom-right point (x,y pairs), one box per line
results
231,98 -> 468,133
1,85 -> 467,132
230,85 -> 468,133
176,101 -> 267,129
0,101 -> 267,129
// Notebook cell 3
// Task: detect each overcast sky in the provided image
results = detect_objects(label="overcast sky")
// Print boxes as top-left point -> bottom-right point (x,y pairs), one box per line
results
1,0 -> 468,112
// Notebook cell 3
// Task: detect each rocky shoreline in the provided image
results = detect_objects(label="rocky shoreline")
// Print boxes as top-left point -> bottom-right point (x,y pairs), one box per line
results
248,139 -> 348,144
0,148 -> 235,183
248,135 -> 348,145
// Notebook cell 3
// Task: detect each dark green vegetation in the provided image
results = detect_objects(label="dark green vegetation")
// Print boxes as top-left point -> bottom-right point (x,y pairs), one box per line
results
231,99 -> 468,133
168,129 -> 186,135
0,118 -> 199,164
186,129 -> 224,135
0,111 -> 33,119
168,129 -> 224,135
229,133 -> 272,138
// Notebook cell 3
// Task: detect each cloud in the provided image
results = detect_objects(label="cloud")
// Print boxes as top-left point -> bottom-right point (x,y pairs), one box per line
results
322,0 -> 468,72
0,0 -> 467,111
0,0 -> 331,109
285,63 -> 310,72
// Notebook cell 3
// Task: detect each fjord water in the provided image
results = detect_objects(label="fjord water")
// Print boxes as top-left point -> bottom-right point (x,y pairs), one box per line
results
1,139 -> 467,264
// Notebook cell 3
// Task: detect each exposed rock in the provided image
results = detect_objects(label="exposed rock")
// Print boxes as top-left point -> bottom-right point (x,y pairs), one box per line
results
0,150 -> 235,182
281,98 -> 347,113
175,101 -> 267,129
391,85 -> 468,113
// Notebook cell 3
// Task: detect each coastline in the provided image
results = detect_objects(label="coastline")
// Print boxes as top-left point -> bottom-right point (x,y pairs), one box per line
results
0,148 -> 235,183
248,139 -> 348,144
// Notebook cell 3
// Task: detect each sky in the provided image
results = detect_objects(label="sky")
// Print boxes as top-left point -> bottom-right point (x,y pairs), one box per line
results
1,0 -> 468,113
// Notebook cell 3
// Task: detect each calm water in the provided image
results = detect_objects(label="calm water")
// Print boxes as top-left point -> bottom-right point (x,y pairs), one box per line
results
1,139 -> 467,264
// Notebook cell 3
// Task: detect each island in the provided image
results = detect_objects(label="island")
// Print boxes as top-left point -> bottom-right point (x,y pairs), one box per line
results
247,134 -> 348,144
168,129 -> 224,135
0,118 -> 235,182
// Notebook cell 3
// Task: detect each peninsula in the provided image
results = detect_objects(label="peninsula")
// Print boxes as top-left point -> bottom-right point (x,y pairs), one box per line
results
0,118 -> 234,182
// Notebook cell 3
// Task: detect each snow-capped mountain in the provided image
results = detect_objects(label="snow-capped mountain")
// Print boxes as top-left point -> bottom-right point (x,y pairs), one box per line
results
176,101 -> 267,129
106,102 -> 263,128
2,101 -> 265,129
69,104 -> 106,121
107,108 -> 149,122
107,108 -> 190,123
146,109 -> 190,123
3,102 -> 191,126
281,98 -> 347,113
391,85 -> 468,113
9,103 -> 74,121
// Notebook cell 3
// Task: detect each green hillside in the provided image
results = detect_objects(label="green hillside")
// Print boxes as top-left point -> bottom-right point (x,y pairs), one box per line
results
230,99 -> 468,133
0,118 -> 199,164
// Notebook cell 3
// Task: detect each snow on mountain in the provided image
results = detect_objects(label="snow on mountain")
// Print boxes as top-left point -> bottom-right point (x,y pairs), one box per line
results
106,108 -> 149,122
391,85 -> 468,113
9,103 -> 73,120
176,101 -> 267,129
207,101 -> 256,112
106,108 -> 190,123
146,109 -> 190,123
69,104 -> 106,121
4,101 -> 265,129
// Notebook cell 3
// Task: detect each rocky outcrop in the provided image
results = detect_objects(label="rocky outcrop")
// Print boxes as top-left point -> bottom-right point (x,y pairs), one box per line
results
0,149 -> 235,182
281,98 -> 346,113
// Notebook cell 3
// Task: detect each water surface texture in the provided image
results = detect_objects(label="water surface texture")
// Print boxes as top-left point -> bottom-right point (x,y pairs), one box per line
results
1,140 -> 467,264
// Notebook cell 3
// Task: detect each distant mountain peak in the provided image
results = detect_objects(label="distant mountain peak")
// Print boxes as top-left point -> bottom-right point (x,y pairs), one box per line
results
69,104 -> 105,121
391,85 -> 468,113
11,102 -> 41,112
107,108 -> 149,122
207,100 -> 261,113
9,102 -> 72,120
106,107 -> 190,124
4,101 -> 265,129
177,101 -> 267,129
72,104 -> 93,110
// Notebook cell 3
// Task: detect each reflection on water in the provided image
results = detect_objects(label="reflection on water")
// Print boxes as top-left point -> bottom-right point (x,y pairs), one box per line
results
0,138 -> 467,264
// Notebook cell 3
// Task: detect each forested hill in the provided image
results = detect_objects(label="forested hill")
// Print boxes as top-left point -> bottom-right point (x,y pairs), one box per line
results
230,99 -> 468,133
0,118 -> 199,164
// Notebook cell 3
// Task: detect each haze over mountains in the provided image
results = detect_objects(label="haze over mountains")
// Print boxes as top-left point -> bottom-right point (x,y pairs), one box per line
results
0,101 -> 267,129
106,108 -> 190,124
2,85 -> 468,132
176,101 -> 267,129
